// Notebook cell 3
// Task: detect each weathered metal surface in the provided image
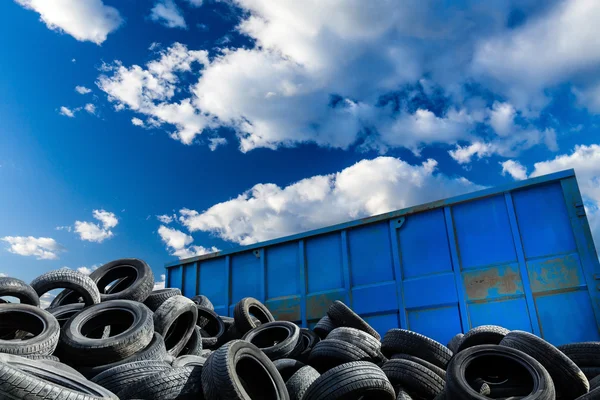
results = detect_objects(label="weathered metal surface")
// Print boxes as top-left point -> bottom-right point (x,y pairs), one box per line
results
463,264 -> 523,301
527,254 -> 584,293
305,290 -> 346,321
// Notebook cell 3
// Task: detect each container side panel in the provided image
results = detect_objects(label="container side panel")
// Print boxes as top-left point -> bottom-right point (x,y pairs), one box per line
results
467,297 -> 532,332
535,290 -> 600,345
266,242 -> 299,299
453,195 -> 517,269
265,296 -> 301,322
169,267 -> 182,295
462,263 -> 524,301
347,221 -> 394,286
513,183 -> 577,259
199,258 -> 228,310
527,253 -> 585,293
305,233 -> 343,293
407,306 -> 462,347
351,281 -> 398,315
363,313 -> 399,338
403,274 -> 458,309
183,264 -> 197,298
399,209 -> 453,278
231,251 -> 261,304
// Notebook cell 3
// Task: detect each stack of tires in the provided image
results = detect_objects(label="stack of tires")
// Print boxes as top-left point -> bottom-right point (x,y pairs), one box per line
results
0,258 -> 598,399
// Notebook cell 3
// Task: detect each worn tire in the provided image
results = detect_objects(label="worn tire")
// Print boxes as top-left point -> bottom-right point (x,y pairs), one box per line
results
233,297 -> 275,336
0,354 -> 117,399
243,321 -> 301,361
196,306 -> 226,350
382,359 -> 445,399
0,304 -> 59,356
0,277 -> 39,306
154,295 -> 198,356
447,333 -> 464,354
313,316 -> 337,339
144,288 -> 181,311
296,328 -> 321,363
31,269 -> 101,307
558,342 -> 600,367
286,365 -> 320,400
173,354 -> 207,368
59,300 -> 154,366
396,388 -> 414,400
446,344 -> 555,400
273,358 -> 306,382
119,365 -> 204,400
303,361 -> 395,400
500,330 -> 589,399
328,326 -> 384,363
308,338 -> 370,373
179,325 -> 203,356
201,340 -> 288,400
590,374 -> 600,390
191,294 -> 214,310
91,360 -> 171,396
575,386 -> 600,400
390,353 -> 446,380
456,325 -> 509,353
91,258 -> 155,303
48,302 -> 85,327
327,300 -> 380,340
382,329 -> 452,369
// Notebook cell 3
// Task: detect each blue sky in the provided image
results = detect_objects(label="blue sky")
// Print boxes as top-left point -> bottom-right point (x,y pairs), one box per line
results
2,0 -> 600,296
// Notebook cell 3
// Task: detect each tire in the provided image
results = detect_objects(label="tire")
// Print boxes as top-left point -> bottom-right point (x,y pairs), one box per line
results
243,321 -> 301,361
500,330 -> 589,399
220,315 -> 234,329
296,328 -> 321,363
144,288 -> 181,311
119,365 -> 204,400
48,302 -> 85,327
456,325 -> 509,353
0,354 -> 117,399
23,354 -> 60,362
328,327 -> 384,363
327,300 -> 380,340
590,374 -> 600,390
447,333 -> 464,354
273,358 -> 306,382
381,359 -> 445,399
233,297 -> 275,335
396,388 -> 414,400
154,295 -> 198,356
37,359 -> 86,378
59,300 -> 154,366
79,332 -> 169,378
308,338 -> 370,373
390,353 -> 446,380
31,269 -> 101,307
575,386 -> 600,400
179,326 -> 203,356
191,294 -> 214,310
313,316 -> 336,339
201,340 -> 288,400
173,354 -> 207,367
382,329 -> 452,369
0,304 -> 59,356
558,342 -> 600,367
286,365 -> 320,400
446,344 -> 555,400
91,360 -> 172,396
196,306 -> 226,350
303,361 -> 396,400
582,367 -> 600,380
0,277 -> 39,306
90,258 -> 155,303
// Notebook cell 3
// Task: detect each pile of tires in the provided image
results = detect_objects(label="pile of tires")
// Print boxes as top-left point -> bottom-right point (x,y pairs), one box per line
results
0,258 -> 598,399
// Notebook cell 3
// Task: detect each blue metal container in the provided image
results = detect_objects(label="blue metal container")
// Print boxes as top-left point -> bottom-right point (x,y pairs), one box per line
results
165,169 -> 600,346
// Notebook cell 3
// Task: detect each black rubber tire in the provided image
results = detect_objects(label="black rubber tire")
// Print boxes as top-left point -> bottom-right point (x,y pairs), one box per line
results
144,288 -> 181,311
447,333 -> 464,354
327,300 -> 380,340
233,297 -> 275,335
119,365 -> 204,400
31,269 -> 101,307
154,295 -> 198,356
220,315 -> 234,328
328,326 -> 385,363
390,353 -> 446,380
575,386 -> 600,400
90,258 -> 155,303
59,299 -> 154,366
456,325 -> 509,353
590,374 -> 600,390
273,358 -> 306,382
583,367 -> 600,380
79,332 -> 169,378
446,344 -> 555,400
382,329 -> 453,369
382,359 -> 445,399
296,328 -> 321,363
48,302 -> 85,327
179,326 -> 203,356
91,360 -> 172,396
308,338 -> 370,373
0,304 -> 59,356
196,306 -> 226,350
201,340 -> 288,400
0,277 -> 40,306
38,359 -> 86,378
173,354 -> 207,368
500,330 -> 589,399
243,321 -> 301,361
286,365 -> 320,400
303,360 -> 395,400
313,316 -> 337,339
396,388 -> 414,400
558,342 -> 600,367
23,354 -> 60,362
191,294 -> 214,310
0,354 -> 117,399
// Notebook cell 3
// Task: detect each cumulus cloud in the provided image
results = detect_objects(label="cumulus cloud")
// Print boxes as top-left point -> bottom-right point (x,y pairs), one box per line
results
177,156 -> 482,245
158,225 -> 218,259
501,160 -> 528,181
39,292 -> 56,309
154,274 -> 166,290
74,209 -> 118,243
77,265 -> 100,275
84,104 -> 96,114
209,138 -> 227,151
157,214 -> 174,224
0,236 -> 65,260
0,273 -> 7,277
55,225 -> 72,232
131,117 -> 144,127
15,0 -> 123,45
59,106 -> 76,118
75,86 -> 92,95
150,0 -> 187,29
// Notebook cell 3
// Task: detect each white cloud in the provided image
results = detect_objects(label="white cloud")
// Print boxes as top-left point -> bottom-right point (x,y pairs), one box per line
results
449,142 -> 495,165
60,106 -> 76,118
55,225 -> 72,232
150,0 -> 187,29
209,138 -> 227,151
39,292 -> 56,309
75,86 -> 92,95
501,160 -> 528,181
131,117 -> 144,127
0,236 -> 65,260
158,225 -> 218,259
178,156 -> 482,245
0,273 -> 7,278
71,58 -> 76,63
185,0 -> 203,7
84,103 -> 96,114
74,209 -> 118,243
15,0 -> 123,45
77,265 -> 99,275
154,274 -> 166,290
157,214 -> 174,224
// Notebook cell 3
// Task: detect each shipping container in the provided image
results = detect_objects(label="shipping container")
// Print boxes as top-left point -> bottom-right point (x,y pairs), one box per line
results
165,169 -> 600,346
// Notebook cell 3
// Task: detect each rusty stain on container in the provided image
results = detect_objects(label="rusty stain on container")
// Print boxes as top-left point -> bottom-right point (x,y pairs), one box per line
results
268,298 -> 301,322
306,291 -> 345,320
528,254 -> 583,293
464,266 -> 522,300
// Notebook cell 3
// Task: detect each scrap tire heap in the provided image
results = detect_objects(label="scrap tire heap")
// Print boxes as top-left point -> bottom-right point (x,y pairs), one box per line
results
0,260 -> 598,399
